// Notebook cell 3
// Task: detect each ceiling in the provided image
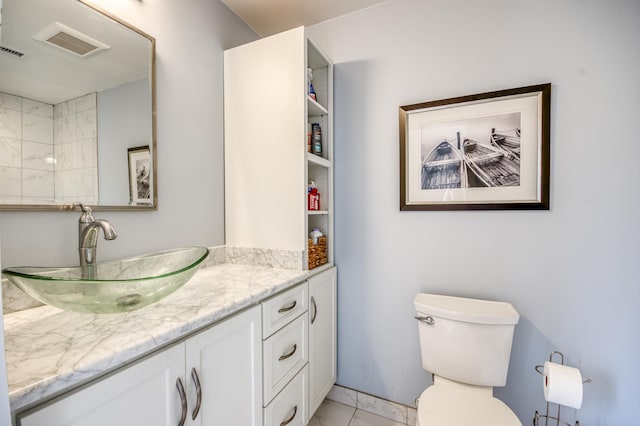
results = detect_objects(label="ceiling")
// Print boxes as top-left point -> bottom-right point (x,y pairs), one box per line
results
220,0 -> 388,36
0,0 -> 151,104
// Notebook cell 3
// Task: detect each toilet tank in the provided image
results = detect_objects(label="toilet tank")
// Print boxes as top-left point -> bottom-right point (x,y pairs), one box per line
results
414,293 -> 519,387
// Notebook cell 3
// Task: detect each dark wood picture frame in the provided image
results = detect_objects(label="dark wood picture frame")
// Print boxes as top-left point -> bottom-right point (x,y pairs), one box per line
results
399,83 -> 551,211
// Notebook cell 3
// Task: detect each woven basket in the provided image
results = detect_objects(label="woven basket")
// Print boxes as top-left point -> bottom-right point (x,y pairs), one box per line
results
308,236 -> 328,269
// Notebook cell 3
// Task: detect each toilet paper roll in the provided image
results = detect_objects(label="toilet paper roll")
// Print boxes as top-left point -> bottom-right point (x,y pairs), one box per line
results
543,361 -> 583,409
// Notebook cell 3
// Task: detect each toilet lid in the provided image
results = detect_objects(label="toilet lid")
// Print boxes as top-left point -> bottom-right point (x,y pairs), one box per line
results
417,384 -> 521,426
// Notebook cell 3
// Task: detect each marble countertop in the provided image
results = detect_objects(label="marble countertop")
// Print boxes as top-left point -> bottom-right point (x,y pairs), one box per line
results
4,263 -> 312,413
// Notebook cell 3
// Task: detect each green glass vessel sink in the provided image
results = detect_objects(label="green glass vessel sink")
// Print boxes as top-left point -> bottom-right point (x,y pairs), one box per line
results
2,247 -> 209,314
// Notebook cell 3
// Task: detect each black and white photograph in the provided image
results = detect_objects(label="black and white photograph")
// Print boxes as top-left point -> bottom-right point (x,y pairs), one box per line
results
128,145 -> 153,206
400,84 -> 550,210
420,113 -> 521,190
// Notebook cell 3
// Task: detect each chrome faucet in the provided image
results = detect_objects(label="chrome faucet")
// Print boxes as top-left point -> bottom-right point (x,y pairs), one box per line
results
75,203 -> 118,268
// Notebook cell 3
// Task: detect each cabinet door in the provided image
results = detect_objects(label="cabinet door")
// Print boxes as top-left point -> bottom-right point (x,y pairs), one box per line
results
308,267 -> 337,416
18,344 -> 185,426
185,306 -> 262,426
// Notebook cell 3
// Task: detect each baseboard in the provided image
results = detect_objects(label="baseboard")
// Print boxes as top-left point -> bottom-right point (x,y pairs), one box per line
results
326,384 -> 417,425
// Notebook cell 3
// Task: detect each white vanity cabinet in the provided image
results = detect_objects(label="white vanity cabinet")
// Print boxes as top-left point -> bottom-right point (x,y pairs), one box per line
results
14,270 -> 336,426
18,343 -> 186,426
308,267 -> 337,417
224,26 -> 334,270
17,306 -> 263,426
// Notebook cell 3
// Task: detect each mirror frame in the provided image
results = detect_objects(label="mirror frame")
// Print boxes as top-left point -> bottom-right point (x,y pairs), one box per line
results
0,0 -> 157,212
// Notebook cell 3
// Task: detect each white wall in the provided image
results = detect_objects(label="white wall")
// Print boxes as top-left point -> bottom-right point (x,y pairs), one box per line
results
0,0 -> 258,267
98,79 -> 151,206
308,0 -> 640,423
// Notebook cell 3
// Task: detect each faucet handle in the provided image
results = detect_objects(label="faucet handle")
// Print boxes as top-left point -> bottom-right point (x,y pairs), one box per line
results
74,202 -> 95,224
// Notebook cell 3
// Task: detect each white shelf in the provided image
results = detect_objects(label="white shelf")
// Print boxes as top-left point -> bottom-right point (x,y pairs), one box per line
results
306,153 -> 331,168
308,96 -> 328,116
306,36 -> 332,270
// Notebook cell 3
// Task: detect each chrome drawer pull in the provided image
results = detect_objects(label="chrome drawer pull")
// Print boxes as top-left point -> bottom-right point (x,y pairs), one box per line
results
278,300 -> 297,313
280,405 -> 298,426
278,344 -> 297,361
176,377 -> 187,426
191,367 -> 202,420
310,296 -> 317,324
415,315 -> 434,325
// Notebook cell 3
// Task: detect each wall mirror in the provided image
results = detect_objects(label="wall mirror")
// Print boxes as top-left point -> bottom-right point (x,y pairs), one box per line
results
0,0 -> 156,210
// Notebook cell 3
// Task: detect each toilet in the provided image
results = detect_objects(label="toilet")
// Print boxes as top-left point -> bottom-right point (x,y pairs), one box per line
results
414,293 -> 522,425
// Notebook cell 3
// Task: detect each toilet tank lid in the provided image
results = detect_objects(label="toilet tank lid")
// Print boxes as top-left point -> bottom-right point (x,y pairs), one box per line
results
414,294 -> 519,325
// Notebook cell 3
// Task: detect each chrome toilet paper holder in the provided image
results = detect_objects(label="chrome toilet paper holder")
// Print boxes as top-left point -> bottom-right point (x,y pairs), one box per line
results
533,351 -> 591,426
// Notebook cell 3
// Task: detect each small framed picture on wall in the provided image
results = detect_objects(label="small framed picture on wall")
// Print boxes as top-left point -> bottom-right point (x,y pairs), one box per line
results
128,145 -> 153,206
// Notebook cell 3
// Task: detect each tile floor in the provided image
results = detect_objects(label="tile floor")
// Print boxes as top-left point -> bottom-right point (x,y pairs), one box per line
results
309,399 -> 408,426
312,384 -> 417,425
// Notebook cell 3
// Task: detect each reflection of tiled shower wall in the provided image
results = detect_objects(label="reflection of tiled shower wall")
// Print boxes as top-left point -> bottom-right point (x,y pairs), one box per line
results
0,92 -> 98,204
0,92 -> 55,204
54,93 -> 98,204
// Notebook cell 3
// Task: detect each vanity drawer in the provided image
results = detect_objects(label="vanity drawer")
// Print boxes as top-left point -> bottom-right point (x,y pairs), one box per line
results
262,283 -> 308,338
264,364 -> 308,426
263,312 -> 308,404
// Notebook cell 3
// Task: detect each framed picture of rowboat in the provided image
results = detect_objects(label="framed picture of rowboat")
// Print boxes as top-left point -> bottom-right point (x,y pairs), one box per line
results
399,83 -> 551,210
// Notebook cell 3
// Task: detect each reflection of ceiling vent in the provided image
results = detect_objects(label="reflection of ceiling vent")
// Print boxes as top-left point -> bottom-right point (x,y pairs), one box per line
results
33,22 -> 110,57
0,45 -> 29,60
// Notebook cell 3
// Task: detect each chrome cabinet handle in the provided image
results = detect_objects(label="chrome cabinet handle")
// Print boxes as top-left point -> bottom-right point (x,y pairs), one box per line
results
191,367 -> 202,420
176,377 -> 187,426
280,405 -> 298,426
278,344 -> 297,361
415,315 -> 434,325
278,300 -> 297,313
310,296 -> 318,324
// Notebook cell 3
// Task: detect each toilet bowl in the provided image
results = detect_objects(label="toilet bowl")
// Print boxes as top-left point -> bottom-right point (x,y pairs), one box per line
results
414,293 -> 521,426
416,376 -> 521,425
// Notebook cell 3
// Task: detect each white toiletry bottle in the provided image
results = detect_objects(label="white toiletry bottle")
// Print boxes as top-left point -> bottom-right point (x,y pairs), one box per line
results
309,228 -> 323,245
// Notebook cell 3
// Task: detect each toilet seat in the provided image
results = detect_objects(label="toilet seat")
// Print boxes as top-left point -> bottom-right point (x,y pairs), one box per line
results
416,378 -> 521,426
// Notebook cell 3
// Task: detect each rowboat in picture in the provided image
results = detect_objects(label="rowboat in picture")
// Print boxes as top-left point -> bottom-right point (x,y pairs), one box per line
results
421,141 -> 466,190
490,128 -> 521,161
463,139 -> 520,187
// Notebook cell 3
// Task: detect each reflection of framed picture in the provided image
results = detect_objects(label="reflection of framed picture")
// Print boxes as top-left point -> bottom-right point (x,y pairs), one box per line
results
400,84 -> 551,210
127,145 -> 152,205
